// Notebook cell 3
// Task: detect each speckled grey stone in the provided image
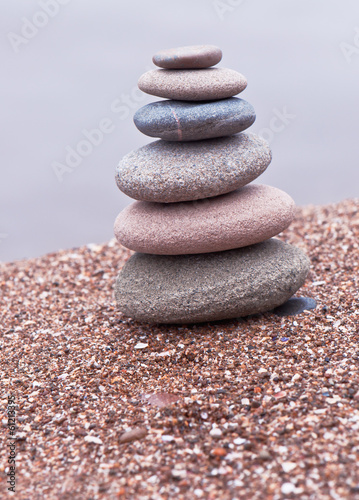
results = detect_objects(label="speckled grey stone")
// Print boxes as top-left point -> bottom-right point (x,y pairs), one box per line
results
133,98 -> 256,141
114,239 -> 310,324
116,133 -> 271,203
138,68 -> 247,101
152,44 -> 222,69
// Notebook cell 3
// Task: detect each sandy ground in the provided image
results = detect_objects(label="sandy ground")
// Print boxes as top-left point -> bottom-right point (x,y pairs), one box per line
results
0,199 -> 358,500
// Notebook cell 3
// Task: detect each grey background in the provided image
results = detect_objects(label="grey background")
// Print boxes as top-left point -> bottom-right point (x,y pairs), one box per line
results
1,0 -> 359,262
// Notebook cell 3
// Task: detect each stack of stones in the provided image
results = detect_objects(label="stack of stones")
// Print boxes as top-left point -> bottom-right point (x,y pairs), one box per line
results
114,44 -> 310,324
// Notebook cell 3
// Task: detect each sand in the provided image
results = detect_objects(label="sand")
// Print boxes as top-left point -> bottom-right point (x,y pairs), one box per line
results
0,199 -> 358,499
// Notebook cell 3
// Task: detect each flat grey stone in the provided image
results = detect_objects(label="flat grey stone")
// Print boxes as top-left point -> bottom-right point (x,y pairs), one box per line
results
138,68 -> 247,101
133,98 -> 256,141
115,239 -> 310,324
152,44 -> 222,69
116,133 -> 271,203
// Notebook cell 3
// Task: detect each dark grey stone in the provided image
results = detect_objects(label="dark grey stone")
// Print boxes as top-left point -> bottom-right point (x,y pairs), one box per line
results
133,98 -> 256,142
115,239 -> 310,324
271,297 -> 317,316
115,133 -> 271,203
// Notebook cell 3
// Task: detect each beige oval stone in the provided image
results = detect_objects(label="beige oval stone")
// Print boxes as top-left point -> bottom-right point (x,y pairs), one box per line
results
138,68 -> 247,101
114,184 -> 295,255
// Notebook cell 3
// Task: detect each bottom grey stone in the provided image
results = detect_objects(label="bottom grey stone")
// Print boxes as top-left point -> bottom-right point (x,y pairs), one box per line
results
115,239 -> 310,324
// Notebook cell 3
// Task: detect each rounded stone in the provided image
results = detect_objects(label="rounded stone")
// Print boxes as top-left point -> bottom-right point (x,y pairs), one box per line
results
152,44 -> 222,69
114,184 -> 295,255
138,68 -> 247,101
133,98 -> 256,142
116,133 -> 271,203
114,239 -> 310,324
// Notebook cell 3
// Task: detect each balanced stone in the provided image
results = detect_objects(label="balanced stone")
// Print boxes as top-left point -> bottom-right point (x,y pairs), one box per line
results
116,133 -> 271,203
114,184 -> 295,255
138,68 -> 247,101
133,98 -> 256,142
115,239 -> 310,324
152,44 -> 222,69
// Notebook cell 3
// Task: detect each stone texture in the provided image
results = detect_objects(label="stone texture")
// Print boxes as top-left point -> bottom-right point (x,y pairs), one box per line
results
115,239 -> 310,324
133,98 -> 256,141
116,133 -> 271,203
152,44 -> 222,69
138,68 -> 247,101
114,184 -> 295,255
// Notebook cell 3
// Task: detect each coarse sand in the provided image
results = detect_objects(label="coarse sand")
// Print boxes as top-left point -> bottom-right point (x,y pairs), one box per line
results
0,199 -> 358,499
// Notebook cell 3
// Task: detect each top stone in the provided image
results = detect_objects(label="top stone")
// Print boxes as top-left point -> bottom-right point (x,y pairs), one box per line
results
152,44 -> 222,69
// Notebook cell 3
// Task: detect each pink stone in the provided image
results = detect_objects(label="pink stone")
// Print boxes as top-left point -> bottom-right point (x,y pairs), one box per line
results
141,392 -> 181,408
138,68 -> 247,101
114,184 -> 295,255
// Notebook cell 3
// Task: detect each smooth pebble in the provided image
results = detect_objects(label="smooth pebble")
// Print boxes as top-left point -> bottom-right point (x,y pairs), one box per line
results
114,184 -> 295,255
116,133 -> 271,203
152,44 -> 222,69
115,239 -> 310,324
138,68 -> 247,101
133,98 -> 256,141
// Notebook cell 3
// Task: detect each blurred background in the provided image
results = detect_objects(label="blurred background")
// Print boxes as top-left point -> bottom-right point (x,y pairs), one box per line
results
1,0 -> 359,262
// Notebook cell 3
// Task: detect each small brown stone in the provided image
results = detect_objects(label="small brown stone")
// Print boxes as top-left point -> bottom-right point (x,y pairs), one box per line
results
258,450 -> 272,461
210,447 -> 227,457
119,427 -> 148,444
